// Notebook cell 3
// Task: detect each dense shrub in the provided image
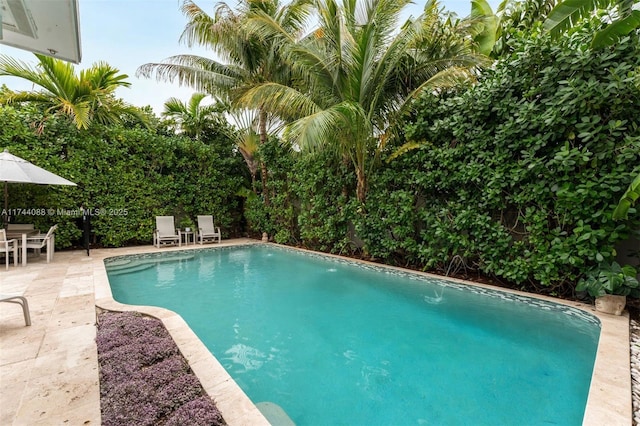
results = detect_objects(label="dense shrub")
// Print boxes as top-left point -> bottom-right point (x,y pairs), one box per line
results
291,150 -> 358,253
96,311 -> 226,426
358,22 -> 640,294
242,138 -> 297,240
0,102 -> 247,247
243,139 -> 358,253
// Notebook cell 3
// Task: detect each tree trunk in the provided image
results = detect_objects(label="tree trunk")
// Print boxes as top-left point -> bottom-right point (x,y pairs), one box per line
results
356,165 -> 367,203
250,173 -> 257,194
259,107 -> 269,206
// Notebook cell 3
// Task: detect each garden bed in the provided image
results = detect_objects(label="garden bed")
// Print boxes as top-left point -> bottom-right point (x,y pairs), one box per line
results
96,311 -> 226,426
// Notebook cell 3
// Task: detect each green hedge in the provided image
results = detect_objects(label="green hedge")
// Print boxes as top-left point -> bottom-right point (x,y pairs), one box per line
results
358,22 -> 640,293
0,103 -> 247,248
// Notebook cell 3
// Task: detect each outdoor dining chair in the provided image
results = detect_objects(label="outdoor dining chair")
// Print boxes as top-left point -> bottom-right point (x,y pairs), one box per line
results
0,229 -> 18,270
24,225 -> 58,263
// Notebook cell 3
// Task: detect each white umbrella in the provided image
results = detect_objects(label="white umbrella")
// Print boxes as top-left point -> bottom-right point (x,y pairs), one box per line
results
1,149 -> 77,221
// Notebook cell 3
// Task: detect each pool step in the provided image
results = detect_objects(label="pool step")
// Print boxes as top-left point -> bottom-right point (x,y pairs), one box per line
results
106,253 -> 196,274
106,258 -> 132,268
256,402 -> 295,426
107,263 -> 156,276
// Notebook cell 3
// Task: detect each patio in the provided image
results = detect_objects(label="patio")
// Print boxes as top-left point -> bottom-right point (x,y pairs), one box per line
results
0,240 -> 633,425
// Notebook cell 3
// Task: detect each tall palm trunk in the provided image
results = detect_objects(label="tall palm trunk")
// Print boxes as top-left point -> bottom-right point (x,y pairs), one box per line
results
356,165 -> 367,203
259,107 -> 270,205
242,156 -> 258,194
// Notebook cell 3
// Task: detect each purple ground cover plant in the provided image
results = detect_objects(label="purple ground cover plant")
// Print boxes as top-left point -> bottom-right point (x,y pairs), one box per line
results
96,311 -> 226,426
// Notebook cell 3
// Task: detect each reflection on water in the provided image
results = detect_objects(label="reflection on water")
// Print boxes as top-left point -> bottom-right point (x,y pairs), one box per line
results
156,262 -> 176,288
224,343 -> 266,372
423,287 -> 444,304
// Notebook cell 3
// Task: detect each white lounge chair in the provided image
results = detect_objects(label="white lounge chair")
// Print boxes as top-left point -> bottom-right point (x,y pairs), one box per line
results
154,216 -> 181,248
0,294 -> 31,325
0,229 -> 18,270
24,225 -> 57,263
197,215 -> 221,244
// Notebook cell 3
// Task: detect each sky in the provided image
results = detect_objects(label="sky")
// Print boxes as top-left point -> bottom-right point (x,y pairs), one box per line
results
0,0 -> 498,116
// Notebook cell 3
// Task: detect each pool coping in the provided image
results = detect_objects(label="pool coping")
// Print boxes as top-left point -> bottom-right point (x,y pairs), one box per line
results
94,241 -> 631,425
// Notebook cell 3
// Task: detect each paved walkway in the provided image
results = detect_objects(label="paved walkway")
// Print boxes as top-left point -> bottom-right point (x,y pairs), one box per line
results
1,248 -> 99,425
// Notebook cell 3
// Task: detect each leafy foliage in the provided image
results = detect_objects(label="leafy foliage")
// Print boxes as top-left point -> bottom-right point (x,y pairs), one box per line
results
576,262 -> 640,297
472,0 -> 557,58
138,0 -> 314,201
0,101 -> 247,248
241,18 -> 639,297
291,151 -> 358,253
242,137 -> 296,240
241,0 -> 486,202
613,172 -> 640,220
544,0 -> 640,48
162,93 -> 230,140
0,54 -> 147,129
359,20 -> 640,294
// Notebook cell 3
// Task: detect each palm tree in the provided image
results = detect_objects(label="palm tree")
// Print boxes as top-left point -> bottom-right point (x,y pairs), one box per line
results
162,93 -> 227,140
0,54 -> 146,129
544,0 -> 640,47
224,108 -> 262,192
137,0 -> 313,202
241,0 -> 486,202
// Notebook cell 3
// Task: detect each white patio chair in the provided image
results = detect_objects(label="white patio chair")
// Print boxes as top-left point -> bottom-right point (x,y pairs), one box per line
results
154,216 -> 181,248
0,294 -> 31,326
0,229 -> 18,270
197,215 -> 221,244
24,225 -> 57,263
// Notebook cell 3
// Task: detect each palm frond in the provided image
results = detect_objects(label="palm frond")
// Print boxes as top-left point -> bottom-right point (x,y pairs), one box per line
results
543,0 -> 610,36
137,56 -> 241,95
1,91 -> 52,105
591,10 -> 640,47
386,141 -> 423,162
0,55 -> 61,98
284,103 -> 351,153
163,97 -> 189,116
179,0 -> 220,48
239,82 -> 320,121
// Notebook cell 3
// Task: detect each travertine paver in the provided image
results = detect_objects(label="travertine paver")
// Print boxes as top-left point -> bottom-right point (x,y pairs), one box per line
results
0,250 -> 99,426
0,240 -> 633,425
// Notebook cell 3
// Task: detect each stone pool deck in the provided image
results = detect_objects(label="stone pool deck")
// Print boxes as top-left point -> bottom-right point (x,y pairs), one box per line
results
0,240 -> 633,425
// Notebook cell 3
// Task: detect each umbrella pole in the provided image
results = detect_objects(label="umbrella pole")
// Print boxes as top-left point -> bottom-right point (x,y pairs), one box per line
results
3,181 -> 7,228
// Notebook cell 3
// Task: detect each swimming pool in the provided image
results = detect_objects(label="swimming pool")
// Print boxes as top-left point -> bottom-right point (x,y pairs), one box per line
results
105,244 -> 600,425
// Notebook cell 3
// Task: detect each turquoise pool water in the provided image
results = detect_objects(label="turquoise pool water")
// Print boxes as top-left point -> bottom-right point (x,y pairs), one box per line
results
106,245 -> 600,425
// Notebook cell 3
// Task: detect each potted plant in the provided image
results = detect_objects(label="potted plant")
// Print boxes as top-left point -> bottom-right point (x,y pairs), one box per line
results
576,261 -> 639,315
179,216 -> 194,232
